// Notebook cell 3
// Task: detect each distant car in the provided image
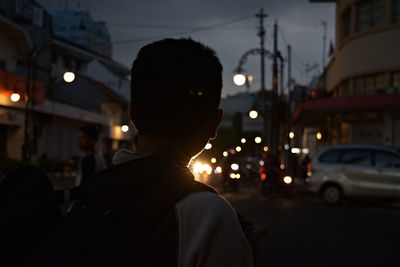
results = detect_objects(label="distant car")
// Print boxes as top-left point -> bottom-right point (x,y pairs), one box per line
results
259,161 -> 293,197
308,144 -> 400,204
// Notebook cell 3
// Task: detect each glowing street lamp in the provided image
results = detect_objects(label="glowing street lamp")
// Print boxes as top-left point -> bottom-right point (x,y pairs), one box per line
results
241,138 -> 246,144
231,163 -> 239,171
63,71 -> 76,83
255,136 -> 262,144
233,73 -> 246,86
283,176 -> 293,184
205,143 -> 212,150
121,125 -> 129,133
289,132 -> 295,139
10,93 -> 21,103
249,110 -> 258,119
215,166 -> 222,174
223,151 -> 228,157
316,132 -> 322,140
235,146 -> 242,152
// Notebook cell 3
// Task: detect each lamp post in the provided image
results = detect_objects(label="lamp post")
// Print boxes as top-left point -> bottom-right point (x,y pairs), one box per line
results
233,9 -> 289,160
232,46 -> 272,144
22,45 -> 75,162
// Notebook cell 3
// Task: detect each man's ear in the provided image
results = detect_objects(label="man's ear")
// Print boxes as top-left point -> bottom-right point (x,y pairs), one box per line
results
209,109 -> 223,140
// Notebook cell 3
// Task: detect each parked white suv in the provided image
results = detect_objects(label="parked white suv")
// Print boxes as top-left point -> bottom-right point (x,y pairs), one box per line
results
308,144 -> 400,204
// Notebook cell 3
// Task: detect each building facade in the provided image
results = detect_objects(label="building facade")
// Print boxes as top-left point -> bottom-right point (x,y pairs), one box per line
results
0,1 -> 132,171
295,0 -> 400,156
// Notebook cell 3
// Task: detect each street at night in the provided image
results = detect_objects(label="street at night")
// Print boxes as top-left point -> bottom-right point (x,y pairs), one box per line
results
221,185 -> 400,267
2,0 -> 400,266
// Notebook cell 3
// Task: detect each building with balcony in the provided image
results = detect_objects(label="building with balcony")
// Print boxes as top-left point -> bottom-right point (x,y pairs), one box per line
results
295,0 -> 400,156
0,1 -> 132,168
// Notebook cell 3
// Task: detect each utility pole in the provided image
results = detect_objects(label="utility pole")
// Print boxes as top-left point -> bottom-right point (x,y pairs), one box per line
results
286,45 -> 292,169
256,8 -> 268,146
272,19 -> 279,156
322,20 -> 327,71
287,45 -> 292,117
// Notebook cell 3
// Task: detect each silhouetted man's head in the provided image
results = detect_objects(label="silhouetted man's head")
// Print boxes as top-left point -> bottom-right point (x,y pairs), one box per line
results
79,124 -> 100,152
130,38 -> 223,155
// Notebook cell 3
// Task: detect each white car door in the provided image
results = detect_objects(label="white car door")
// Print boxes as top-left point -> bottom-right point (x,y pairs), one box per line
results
340,149 -> 378,196
373,151 -> 400,198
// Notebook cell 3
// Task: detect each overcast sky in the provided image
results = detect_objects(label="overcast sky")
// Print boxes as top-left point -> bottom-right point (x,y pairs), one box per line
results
38,0 -> 335,97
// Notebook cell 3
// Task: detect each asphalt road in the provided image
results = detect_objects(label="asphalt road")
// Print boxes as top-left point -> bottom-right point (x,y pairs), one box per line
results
220,186 -> 400,267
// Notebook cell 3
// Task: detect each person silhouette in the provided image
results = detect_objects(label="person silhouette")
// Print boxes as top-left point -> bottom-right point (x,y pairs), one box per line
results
27,38 -> 254,267
95,38 -> 254,266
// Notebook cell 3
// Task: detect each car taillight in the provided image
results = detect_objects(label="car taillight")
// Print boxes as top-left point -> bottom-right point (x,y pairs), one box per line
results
260,172 -> 267,181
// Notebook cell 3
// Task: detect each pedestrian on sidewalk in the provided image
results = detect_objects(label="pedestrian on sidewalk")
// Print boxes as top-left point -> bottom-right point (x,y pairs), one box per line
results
77,124 -> 105,196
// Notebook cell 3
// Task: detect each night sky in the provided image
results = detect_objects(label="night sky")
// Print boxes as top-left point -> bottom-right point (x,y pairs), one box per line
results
38,0 -> 335,96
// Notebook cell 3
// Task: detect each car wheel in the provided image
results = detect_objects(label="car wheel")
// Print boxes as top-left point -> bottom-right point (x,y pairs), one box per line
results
321,184 -> 342,204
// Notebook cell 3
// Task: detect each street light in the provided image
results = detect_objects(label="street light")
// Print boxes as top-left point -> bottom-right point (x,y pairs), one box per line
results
241,138 -> 246,144
205,143 -> 212,150
289,131 -> 295,139
63,71 -> 76,83
232,9 -> 285,154
236,146 -> 242,152
255,136 -> 262,144
10,93 -> 21,103
249,110 -> 258,119
121,125 -> 129,133
22,43 -> 80,162
231,163 -> 239,171
316,132 -> 322,140
233,73 -> 246,86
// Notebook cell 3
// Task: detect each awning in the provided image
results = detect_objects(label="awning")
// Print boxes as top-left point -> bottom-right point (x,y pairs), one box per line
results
293,93 -> 400,125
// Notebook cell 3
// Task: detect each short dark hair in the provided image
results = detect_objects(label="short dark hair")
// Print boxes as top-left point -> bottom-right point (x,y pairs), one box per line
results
80,124 -> 100,142
130,38 -> 223,138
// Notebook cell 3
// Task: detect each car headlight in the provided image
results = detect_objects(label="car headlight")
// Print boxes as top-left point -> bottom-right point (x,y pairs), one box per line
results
283,176 -> 292,184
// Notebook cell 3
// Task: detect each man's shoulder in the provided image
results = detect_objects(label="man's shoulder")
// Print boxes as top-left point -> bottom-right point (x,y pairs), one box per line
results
177,189 -> 237,221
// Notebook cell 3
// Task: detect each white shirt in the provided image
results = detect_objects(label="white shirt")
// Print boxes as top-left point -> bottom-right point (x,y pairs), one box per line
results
113,149 -> 254,267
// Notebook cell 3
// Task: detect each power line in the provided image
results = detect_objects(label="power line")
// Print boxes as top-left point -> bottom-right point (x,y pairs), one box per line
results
278,27 -> 305,66
277,26 -> 307,82
111,15 -> 254,45
51,14 -> 255,30
107,23 -> 255,30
